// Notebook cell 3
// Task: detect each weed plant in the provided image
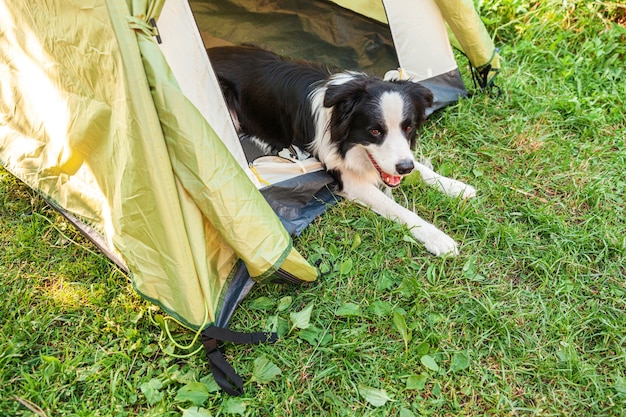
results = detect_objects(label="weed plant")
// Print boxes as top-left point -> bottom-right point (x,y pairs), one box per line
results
1,1 -> 625,416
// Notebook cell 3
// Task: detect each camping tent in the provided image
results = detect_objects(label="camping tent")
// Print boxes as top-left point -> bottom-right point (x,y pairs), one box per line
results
0,0 -> 499,394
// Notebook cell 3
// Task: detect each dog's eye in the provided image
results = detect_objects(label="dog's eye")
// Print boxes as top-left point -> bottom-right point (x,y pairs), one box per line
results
404,125 -> 413,133
370,129 -> 382,137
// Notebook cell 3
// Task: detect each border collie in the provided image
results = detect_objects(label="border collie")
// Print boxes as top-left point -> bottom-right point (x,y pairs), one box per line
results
208,45 -> 476,256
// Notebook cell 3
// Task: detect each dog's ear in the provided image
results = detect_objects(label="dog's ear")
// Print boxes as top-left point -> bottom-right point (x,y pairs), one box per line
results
323,77 -> 368,108
402,81 -> 434,125
324,78 -> 368,144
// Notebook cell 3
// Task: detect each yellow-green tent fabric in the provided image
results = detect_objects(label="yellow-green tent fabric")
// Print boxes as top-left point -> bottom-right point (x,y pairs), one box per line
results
0,0 -> 317,332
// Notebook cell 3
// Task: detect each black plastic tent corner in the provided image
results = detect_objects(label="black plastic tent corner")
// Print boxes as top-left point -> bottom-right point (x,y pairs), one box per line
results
201,325 -> 279,396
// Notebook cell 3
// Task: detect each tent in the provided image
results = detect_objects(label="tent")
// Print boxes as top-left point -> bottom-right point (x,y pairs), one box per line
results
0,0 -> 499,394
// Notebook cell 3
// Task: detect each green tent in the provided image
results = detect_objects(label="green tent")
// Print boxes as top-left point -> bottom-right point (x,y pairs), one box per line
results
0,0 -> 499,394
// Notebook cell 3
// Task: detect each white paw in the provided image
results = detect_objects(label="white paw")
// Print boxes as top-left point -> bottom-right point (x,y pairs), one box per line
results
436,178 -> 477,199
416,227 -> 459,256
457,183 -> 477,199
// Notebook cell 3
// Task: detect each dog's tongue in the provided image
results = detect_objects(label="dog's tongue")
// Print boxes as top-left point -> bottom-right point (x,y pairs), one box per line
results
382,172 -> 402,187
366,152 -> 402,187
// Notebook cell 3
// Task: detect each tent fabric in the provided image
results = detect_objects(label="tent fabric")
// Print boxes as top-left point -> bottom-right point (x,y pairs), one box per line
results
157,0 -> 252,171
435,0 -> 501,88
190,0 -> 469,114
0,0 -> 317,330
380,0 -> 468,111
384,0 -> 459,80
333,0 -> 501,87
190,0 -> 399,75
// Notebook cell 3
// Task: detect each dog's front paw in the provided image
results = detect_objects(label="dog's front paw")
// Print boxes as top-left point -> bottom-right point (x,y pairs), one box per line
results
437,178 -> 477,199
417,227 -> 459,256
457,183 -> 477,199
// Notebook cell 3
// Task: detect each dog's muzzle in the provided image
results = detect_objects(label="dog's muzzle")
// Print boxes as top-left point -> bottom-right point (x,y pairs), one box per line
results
367,152 -> 412,188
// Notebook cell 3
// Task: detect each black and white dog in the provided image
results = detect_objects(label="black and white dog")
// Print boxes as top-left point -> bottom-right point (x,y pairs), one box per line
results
208,45 -> 475,256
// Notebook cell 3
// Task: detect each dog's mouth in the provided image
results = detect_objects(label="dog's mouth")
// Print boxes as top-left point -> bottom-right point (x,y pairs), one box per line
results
366,152 -> 402,188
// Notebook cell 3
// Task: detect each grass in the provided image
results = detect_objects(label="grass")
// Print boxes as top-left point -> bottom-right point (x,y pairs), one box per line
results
1,0 -> 625,416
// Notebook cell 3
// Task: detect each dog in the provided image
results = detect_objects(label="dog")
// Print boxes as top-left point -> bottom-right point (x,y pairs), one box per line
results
207,45 -> 476,256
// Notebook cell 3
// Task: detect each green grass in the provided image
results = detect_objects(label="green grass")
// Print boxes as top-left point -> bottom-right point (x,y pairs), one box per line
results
1,1 -> 625,416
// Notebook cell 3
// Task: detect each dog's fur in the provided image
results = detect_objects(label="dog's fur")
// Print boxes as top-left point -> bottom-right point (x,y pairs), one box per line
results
208,45 -> 476,256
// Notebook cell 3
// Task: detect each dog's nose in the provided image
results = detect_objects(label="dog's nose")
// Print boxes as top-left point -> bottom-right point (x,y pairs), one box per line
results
395,159 -> 414,175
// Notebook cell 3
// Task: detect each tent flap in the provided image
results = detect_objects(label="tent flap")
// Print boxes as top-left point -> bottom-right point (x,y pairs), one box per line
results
0,0 -> 318,330
435,0 -> 501,87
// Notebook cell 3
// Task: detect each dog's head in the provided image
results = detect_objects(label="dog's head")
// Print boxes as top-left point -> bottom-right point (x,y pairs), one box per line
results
324,75 -> 433,187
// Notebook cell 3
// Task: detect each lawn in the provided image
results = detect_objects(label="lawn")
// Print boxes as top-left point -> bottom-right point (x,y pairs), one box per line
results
1,1 -> 625,416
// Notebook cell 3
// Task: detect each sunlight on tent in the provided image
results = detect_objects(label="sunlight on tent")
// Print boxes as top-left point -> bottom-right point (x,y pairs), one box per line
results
0,4 -> 68,167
